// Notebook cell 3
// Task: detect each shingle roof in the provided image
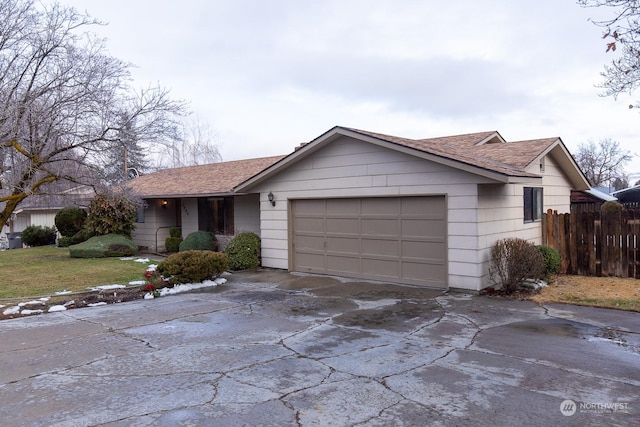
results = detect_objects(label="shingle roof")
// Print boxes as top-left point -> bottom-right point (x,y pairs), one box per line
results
346,128 -> 558,178
127,155 -> 285,198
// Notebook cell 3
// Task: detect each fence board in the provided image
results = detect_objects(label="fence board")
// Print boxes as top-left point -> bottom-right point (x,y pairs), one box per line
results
543,208 -> 640,278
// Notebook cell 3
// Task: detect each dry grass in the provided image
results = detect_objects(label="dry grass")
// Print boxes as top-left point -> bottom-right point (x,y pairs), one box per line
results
530,274 -> 640,312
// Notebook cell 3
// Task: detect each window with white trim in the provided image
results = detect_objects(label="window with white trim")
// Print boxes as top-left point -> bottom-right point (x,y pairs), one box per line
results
524,187 -> 543,223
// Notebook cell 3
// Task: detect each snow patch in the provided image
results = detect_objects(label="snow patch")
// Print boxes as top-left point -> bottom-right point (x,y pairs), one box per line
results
87,302 -> 107,307
3,306 -> 20,315
129,280 -> 146,285
55,290 -> 72,295
89,284 -> 126,291
18,300 -> 45,307
158,277 -> 227,296
48,305 -> 67,312
352,298 -> 400,310
21,309 -> 43,315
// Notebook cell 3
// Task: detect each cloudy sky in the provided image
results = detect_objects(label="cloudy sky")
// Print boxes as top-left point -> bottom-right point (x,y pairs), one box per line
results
63,0 -> 640,177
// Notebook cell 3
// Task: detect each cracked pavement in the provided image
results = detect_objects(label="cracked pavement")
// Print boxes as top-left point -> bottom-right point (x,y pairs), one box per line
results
0,270 -> 638,426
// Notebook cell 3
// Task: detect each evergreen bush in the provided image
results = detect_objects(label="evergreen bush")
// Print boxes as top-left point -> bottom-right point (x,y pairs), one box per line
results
21,225 -> 57,246
165,236 -> 182,253
537,245 -> 562,276
86,194 -> 137,237
54,207 -> 87,237
179,230 -> 218,251
225,232 -> 261,270
157,250 -> 229,284
169,227 -> 182,238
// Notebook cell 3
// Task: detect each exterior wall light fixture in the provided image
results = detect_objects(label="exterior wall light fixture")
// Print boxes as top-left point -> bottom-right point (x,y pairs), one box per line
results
268,192 -> 276,207
161,199 -> 168,209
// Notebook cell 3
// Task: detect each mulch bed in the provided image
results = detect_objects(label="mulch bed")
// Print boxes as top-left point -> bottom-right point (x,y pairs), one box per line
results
0,286 -> 147,321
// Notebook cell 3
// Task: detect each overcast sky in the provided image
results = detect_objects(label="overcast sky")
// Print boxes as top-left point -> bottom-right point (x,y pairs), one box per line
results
63,0 -> 640,178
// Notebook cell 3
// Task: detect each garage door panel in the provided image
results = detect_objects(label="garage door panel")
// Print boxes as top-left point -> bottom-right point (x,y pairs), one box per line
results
402,241 -> 446,259
327,254 -> 360,274
362,238 -> 400,257
294,217 -> 324,233
295,199 -> 326,214
295,235 -> 325,251
402,261 -> 446,281
326,236 -> 360,254
402,219 -> 446,238
326,218 -> 359,234
362,259 -> 400,278
327,199 -> 360,214
295,253 -> 325,272
292,197 -> 447,288
361,218 -> 398,235
361,198 -> 399,215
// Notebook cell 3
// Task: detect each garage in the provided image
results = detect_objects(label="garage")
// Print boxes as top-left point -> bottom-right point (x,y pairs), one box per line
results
291,196 -> 447,288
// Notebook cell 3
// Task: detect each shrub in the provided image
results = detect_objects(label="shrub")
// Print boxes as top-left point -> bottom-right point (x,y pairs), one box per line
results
225,232 -> 261,270
157,250 -> 229,284
86,194 -> 137,237
537,245 -> 562,277
21,225 -> 57,247
169,227 -> 182,238
489,237 -> 544,294
600,200 -> 624,212
54,207 -> 87,237
165,236 -> 182,253
69,234 -> 137,258
179,230 -> 218,252
57,228 -> 93,248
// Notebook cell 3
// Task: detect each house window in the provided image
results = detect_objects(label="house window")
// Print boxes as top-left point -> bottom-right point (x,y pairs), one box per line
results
539,157 -> 545,173
198,197 -> 234,234
524,187 -> 543,223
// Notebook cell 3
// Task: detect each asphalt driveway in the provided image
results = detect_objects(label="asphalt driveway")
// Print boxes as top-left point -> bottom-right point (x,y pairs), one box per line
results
0,270 -> 638,426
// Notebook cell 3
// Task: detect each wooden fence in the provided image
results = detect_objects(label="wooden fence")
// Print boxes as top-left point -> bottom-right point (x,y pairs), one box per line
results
542,208 -> 640,278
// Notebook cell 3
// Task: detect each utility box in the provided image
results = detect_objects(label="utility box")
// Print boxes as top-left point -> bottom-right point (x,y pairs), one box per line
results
7,232 -> 22,249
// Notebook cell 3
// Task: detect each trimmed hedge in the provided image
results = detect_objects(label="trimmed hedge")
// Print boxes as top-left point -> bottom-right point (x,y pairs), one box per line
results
225,232 -> 261,270
157,250 -> 229,284
21,225 -> 57,247
165,236 -> 182,253
169,227 -> 182,238
179,231 -> 218,252
69,234 -> 138,258
55,207 -> 87,237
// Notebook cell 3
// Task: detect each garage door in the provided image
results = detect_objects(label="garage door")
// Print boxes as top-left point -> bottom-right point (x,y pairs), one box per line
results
291,196 -> 447,288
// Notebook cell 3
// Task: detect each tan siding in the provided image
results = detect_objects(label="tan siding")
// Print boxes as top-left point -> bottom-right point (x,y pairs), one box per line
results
476,154 -> 574,283
131,199 -> 178,252
234,194 -> 261,234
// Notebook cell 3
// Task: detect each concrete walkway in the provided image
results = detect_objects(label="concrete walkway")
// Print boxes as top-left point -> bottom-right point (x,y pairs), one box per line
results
0,270 -> 638,426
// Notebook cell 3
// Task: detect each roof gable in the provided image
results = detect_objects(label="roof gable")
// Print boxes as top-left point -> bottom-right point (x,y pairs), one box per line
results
236,126 -> 590,192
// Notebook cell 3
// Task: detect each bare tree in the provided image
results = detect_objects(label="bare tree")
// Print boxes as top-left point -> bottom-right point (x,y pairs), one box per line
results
154,115 -> 222,168
0,0 -> 185,226
574,139 -> 632,187
579,0 -> 640,105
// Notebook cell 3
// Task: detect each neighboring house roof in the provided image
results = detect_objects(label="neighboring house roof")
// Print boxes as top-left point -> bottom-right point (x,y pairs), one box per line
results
236,126 -> 590,192
127,156 -> 285,198
612,185 -> 640,197
585,188 -> 617,202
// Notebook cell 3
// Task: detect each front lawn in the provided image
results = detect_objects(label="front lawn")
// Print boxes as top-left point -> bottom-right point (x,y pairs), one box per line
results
0,245 -> 154,300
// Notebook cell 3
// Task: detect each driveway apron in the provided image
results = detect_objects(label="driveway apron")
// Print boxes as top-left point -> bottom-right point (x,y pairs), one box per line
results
0,270 -> 638,426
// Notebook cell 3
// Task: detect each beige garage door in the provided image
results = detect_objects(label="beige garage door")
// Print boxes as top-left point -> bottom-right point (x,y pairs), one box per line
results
291,196 -> 447,288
